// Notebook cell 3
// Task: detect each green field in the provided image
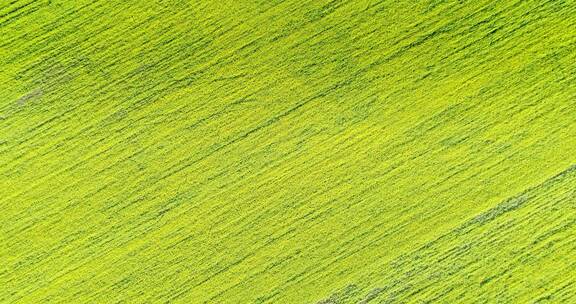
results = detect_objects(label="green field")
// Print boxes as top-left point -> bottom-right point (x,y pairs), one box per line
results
1,0 -> 576,303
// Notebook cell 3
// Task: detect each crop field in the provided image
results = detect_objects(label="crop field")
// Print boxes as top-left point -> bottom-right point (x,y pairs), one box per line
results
1,0 -> 576,303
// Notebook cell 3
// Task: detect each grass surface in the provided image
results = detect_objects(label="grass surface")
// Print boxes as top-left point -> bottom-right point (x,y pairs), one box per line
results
1,0 -> 576,303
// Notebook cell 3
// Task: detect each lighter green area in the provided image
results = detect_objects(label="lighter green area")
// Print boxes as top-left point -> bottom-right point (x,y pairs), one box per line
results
1,0 -> 576,303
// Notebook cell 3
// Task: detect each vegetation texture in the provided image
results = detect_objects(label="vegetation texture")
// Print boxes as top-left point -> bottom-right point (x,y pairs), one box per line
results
1,0 -> 576,303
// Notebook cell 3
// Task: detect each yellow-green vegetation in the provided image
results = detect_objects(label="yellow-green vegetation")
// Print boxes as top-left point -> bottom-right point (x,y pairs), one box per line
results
1,0 -> 576,303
